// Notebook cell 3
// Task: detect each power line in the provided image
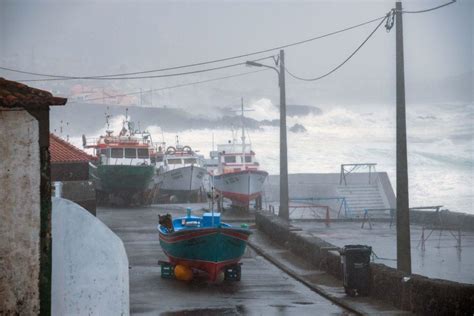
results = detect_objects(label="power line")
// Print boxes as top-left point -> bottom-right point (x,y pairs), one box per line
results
19,56 -> 273,82
399,0 -> 456,14
285,13 -> 389,82
3,1 -> 455,83
284,0 -> 456,83
69,68 -> 269,104
2,14 -> 387,80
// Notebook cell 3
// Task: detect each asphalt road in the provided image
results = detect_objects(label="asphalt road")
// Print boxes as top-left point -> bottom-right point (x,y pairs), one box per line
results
97,204 -> 350,315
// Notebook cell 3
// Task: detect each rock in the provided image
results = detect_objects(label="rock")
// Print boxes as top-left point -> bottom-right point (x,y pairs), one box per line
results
289,123 -> 307,133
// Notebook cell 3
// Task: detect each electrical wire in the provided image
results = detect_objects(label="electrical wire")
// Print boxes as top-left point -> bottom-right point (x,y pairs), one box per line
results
1,14 -> 387,80
69,68 -> 269,104
399,0 -> 456,14
3,1 -> 456,83
19,56 -> 273,82
285,13 -> 388,82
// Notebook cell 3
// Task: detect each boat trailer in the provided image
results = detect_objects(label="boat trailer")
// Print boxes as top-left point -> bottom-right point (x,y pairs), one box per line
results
158,260 -> 243,282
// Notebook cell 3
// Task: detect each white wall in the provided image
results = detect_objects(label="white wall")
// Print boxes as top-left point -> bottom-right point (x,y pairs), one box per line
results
0,109 -> 40,315
52,198 -> 129,316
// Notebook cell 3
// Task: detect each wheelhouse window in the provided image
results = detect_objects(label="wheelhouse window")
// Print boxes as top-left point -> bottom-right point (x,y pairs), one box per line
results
167,158 -> 182,165
125,148 -> 137,158
137,148 -> 149,159
224,156 -> 236,163
245,156 -> 252,163
183,158 -> 197,164
99,149 -> 108,157
111,148 -> 123,158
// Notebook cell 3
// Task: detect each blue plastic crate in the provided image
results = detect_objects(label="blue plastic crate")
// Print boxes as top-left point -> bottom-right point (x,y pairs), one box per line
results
202,212 -> 221,227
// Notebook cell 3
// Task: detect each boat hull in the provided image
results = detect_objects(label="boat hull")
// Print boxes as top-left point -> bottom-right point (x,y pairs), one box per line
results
97,164 -> 155,192
155,165 -> 206,193
159,227 -> 251,281
214,170 -> 268,205
95,164 -> 155,205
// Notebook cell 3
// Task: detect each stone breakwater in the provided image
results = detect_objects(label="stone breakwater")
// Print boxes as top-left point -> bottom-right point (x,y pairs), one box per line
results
255,212 -> 474,315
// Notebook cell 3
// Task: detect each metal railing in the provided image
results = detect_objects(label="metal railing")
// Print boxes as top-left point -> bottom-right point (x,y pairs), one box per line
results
339,163 -> 378,186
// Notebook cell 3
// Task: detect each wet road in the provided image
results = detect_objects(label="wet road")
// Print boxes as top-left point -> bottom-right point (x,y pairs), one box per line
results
97,205 -> 350,315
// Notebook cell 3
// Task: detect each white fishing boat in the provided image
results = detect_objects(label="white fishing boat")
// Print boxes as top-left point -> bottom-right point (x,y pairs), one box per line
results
154,139 -> 207,201
209,99 -> 268,209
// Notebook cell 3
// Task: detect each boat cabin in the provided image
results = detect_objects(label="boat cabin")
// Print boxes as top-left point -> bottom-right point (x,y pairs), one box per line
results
161,145 -> 204,171
216,143 -> 260,174
84,134 -> 155,166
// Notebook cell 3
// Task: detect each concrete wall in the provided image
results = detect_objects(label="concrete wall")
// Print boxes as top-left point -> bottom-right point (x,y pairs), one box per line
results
0,109 -> 41,315
263,173 -> 396,217
410,209 -> 474,232
52,198 -> 129,316
256,212 -> 474,315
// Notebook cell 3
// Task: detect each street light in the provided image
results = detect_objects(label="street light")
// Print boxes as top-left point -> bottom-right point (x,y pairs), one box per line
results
245,61 -> 276,71
246,50 -> 289,221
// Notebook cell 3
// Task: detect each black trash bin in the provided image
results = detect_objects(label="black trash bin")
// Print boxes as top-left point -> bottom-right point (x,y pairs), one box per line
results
339,244 -> 372,297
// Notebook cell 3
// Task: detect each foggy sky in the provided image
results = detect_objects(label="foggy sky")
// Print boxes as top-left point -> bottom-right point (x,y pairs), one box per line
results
0,0 -> 472,109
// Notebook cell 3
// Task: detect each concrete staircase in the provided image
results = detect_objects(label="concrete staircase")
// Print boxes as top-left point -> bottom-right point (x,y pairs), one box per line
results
337,184 -> 387,218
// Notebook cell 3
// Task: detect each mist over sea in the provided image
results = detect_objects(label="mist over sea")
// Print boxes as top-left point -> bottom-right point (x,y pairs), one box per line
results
70,99 -> 473,215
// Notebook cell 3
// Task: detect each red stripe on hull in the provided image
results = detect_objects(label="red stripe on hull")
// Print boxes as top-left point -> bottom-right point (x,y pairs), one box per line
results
159,229 -> 217,243
220,230 -> 251,241
159,228 -> 250,243
217,190 -> 261,204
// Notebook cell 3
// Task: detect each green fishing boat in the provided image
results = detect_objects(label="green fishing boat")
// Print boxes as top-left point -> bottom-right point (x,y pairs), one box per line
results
84,112 -> 156,205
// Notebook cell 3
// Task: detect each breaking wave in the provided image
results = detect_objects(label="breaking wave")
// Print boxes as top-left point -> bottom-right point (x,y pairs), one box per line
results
69,102 -> 472,214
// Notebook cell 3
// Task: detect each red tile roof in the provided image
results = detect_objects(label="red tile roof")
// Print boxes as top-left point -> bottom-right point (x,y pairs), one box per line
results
0,77 -> 67,108
50,133 -> 96,163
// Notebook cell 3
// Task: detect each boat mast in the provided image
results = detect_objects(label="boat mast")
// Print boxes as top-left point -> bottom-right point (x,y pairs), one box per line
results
241,97 -> 246,170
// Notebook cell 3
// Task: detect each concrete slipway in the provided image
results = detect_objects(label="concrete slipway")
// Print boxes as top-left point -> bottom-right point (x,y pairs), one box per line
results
97,204 -> 408,315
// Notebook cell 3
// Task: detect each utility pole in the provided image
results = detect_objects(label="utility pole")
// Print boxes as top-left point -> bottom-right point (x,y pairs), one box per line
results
278,49 -> 289,221
245,50 -> 289,221
395,1 -> 412,274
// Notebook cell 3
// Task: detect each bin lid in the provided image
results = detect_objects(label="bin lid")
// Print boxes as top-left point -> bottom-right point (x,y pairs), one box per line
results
339,244 -> 372,254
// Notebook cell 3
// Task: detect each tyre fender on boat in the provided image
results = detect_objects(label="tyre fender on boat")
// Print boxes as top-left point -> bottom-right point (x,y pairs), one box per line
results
183,145 -> 192,153
166,146 -> 176,155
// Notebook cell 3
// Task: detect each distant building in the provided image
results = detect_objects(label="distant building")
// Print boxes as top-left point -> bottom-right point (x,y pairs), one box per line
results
50,133 -> 97,214
69,83 -> 138,105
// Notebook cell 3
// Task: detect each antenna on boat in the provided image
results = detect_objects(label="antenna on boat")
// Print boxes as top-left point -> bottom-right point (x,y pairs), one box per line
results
105,106 -> 112,134
211,175 -> 215,226
241,97 -> 246,170
161,129 -> 166,149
